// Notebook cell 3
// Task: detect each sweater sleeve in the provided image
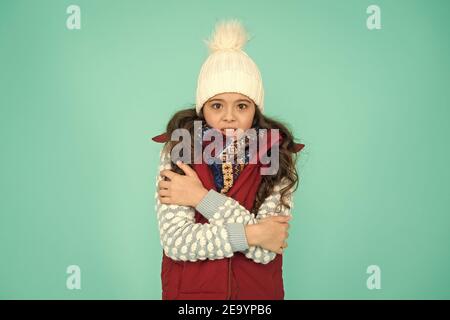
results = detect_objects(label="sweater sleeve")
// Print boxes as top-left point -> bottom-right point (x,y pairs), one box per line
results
155,147 -> 251,262
195,177 -> 294,264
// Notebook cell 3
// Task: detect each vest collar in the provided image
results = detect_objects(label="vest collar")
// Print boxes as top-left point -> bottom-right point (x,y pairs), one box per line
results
151,130 -> 305,155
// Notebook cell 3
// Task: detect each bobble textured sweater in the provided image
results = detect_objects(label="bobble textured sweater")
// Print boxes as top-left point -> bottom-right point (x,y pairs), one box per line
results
154,147 -> 294,264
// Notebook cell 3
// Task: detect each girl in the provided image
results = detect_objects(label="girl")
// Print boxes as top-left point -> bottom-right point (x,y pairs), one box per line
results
151,19 -> 305,300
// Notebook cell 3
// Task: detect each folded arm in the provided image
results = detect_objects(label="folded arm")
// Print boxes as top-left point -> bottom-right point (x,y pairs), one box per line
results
155,147 -> 293,264
195,177 -> 293,264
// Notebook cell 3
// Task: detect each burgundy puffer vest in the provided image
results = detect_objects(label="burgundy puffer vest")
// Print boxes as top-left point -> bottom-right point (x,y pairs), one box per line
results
152,130 -> 304,299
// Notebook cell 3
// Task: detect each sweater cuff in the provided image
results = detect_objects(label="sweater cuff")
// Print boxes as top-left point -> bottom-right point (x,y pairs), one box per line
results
195,189 -> 228,220
225,223 -> 249,252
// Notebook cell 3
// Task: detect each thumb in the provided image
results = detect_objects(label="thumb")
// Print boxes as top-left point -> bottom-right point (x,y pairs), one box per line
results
272,215 -> 292,223
176,160 -> 197,177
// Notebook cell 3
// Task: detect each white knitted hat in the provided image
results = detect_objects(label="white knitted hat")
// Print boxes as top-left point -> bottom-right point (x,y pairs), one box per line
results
195,19 -> 264,115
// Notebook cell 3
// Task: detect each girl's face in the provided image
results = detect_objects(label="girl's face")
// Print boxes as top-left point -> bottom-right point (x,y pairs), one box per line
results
202,92 -> 256,137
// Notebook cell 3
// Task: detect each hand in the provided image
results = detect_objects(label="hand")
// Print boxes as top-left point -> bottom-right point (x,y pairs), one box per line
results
158,160 -> 208,207
245,216 -> 291,254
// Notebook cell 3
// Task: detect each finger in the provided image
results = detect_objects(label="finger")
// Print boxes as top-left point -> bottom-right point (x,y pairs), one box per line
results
176,160 -> 197,178
272,215 -> 291,223
160,169 -> 177,180
159,195 -> 171,204
158,180 -> 170,190
158,189 -> 170,197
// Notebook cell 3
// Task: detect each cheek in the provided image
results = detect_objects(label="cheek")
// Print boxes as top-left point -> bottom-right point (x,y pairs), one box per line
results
239,112 -> 255,129
203,111 -> 220,127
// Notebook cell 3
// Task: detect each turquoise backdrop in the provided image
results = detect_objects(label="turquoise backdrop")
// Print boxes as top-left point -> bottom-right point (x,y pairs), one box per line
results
1,0 -> 449,299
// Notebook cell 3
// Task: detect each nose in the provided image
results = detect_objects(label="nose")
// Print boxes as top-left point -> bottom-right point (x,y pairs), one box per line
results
223,106 -> 236,123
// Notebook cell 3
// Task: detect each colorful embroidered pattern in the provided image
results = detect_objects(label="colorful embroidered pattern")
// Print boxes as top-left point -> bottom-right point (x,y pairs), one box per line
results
201,123 -> 259,194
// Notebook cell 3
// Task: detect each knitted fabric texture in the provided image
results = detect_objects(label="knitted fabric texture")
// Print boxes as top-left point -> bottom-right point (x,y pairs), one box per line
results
200,123 -> 261,193
195,20 -> 264,114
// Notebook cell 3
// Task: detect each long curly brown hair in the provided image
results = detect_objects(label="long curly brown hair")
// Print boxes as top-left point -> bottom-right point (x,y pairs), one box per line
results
161,105 -> 303,214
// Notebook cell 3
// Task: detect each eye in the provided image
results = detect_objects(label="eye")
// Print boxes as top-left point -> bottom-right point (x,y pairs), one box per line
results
237,103 -> 248,110
210,103 -> 222,110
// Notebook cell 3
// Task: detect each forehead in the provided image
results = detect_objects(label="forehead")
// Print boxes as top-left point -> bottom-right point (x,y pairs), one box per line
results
207,92 -> 253,103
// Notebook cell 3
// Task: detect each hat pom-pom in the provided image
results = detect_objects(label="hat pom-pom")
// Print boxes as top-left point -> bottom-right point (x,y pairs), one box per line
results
204,19 -> 250,53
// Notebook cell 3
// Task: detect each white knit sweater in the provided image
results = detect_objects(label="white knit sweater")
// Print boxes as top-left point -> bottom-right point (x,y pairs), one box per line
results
154,147 -> 293,264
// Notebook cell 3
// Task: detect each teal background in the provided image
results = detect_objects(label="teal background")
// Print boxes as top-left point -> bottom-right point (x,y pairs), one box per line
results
1,0 -> 449,299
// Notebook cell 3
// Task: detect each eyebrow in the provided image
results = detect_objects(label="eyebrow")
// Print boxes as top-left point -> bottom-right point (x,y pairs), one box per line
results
208,98 -> 252,103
